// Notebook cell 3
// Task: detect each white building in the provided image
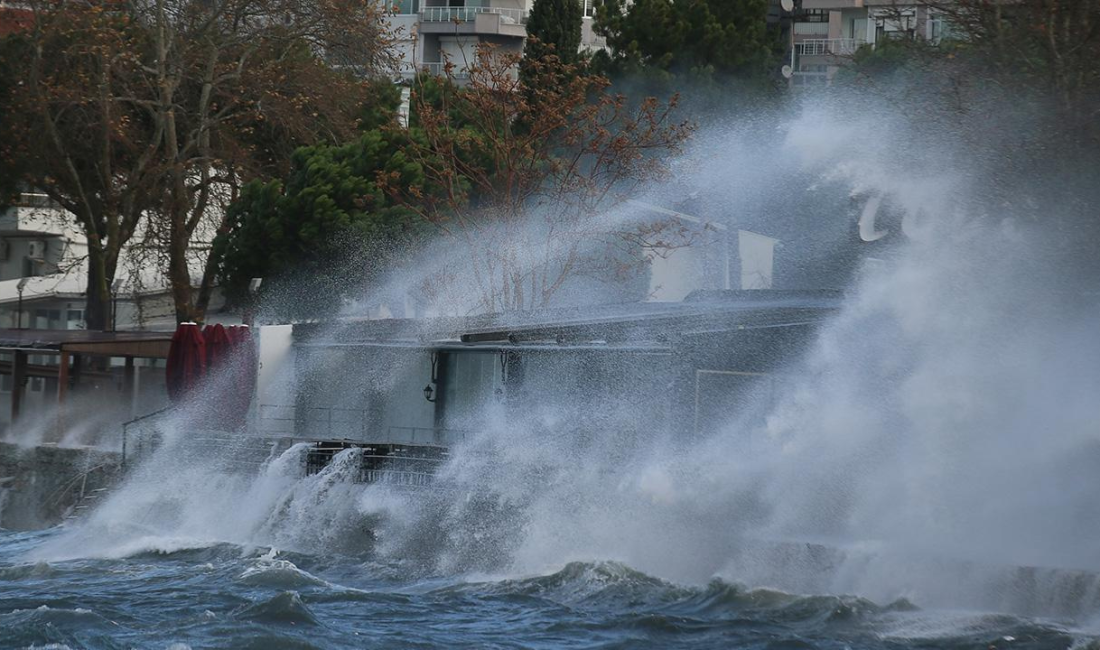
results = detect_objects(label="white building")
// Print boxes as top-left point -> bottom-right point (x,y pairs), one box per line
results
0,191 -> 241,439
0,191 -> 234,332
788,0 -> 952,87
387,0 -> 606,80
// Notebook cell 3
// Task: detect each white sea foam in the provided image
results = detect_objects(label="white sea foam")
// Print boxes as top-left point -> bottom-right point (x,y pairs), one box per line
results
26,91 -> 1100,622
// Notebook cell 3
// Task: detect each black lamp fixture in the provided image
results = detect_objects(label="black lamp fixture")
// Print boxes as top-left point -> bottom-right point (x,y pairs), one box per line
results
423,351 -> 440,402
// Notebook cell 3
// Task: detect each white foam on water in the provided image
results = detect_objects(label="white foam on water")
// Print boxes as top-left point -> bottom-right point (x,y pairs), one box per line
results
24,91 -> 1100,624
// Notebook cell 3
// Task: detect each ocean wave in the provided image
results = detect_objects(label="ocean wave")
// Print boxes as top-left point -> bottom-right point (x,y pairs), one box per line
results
433,560 -> 692,608
1,604 -> 111,627
234,590 -> 319,626
0,604 -> 123,648
0,561 -> 53,580
237,559 -> 330,589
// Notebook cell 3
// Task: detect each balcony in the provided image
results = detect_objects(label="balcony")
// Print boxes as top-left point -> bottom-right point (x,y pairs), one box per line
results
796,38 -> 865,56
399,61 -> 472,81
418,6 -> 528,37
0,193 -> 68,236
792,22 -> 830,36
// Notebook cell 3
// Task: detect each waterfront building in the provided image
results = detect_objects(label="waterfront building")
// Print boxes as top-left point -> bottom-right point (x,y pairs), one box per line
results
266,290 -> 840,461
386,0 -> 607,81
0,192 -> 239,437
788,1 -> 953,87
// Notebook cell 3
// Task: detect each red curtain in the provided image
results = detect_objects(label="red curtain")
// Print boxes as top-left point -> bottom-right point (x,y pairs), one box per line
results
165,323 -> 206,403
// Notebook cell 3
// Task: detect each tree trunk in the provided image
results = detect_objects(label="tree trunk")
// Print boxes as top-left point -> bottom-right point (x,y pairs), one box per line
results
168,210 -> 195,324
84,246 -> 112,331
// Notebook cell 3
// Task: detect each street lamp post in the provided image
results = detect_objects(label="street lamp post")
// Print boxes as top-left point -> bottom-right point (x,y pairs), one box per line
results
16,277 -> 29,330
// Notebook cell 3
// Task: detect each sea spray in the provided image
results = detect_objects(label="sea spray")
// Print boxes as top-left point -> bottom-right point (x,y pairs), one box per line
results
28,92 -> 1100,623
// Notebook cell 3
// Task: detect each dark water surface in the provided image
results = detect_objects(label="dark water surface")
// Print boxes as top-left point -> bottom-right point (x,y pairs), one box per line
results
0,528 -> 1095,650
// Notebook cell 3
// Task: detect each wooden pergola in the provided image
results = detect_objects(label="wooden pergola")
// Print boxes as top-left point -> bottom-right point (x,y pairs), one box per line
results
0,329 -> 173,422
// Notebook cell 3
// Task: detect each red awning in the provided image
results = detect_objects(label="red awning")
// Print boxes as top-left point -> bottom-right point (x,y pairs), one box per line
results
166,323 -> 206,403
202,323 -> 231,373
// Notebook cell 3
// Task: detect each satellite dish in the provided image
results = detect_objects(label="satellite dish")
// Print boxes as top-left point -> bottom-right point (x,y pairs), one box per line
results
781,64 -> 793,79
858,195 -> 888,242
780,0 -> 795,12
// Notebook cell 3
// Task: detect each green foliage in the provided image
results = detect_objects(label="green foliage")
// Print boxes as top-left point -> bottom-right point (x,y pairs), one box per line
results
595,0 -> 779,84
215,126 -> 434,315
358,79 -> 403,131
524,0 -> 584,66
833,39 -> 926,85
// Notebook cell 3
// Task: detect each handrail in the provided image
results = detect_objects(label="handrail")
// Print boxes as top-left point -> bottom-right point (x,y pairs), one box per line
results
121,406 -> 174,469
796,38 -> 865,56
413,62 -> 471,79
419,6 -> 527,24
256,403 -> 468,445
43,461 -> 115,514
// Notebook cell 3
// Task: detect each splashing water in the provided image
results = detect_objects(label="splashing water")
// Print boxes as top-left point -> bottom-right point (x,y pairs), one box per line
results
6,95 -> 1100,648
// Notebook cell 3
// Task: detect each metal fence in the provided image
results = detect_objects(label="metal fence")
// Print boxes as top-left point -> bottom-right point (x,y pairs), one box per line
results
119,405 -> 465,483
796,38 -> 865,56
256,404 -> 467,445
305,440 -> 448,487
419,6 -> 527,24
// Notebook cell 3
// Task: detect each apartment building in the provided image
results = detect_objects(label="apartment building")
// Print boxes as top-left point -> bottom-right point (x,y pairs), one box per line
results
789,1 -> 950,86
387,0 -> 606,80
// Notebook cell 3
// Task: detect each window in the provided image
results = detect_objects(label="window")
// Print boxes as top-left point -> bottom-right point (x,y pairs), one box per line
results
874,10 -> 916,41
797,9 -> 829,23
927,13 -> 954,43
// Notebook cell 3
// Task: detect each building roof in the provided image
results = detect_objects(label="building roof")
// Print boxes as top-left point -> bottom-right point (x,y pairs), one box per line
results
0,328 -> 174,357
295,290 -> 842,350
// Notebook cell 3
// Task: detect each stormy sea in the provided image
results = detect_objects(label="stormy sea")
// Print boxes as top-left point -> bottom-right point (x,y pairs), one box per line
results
2,528 -> 1097,650
4,56 -> 1100,650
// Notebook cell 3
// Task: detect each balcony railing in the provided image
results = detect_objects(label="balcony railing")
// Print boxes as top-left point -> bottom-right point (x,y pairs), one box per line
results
257,403 -> 469,445
796,38 -> 865,56
420,6 -> 527,25
792,22 -> 829,36
406,61 -> 470,79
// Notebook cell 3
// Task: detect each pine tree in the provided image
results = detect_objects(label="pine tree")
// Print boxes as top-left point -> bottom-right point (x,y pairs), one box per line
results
524,0 -> 584,67
595,0 -> 777,83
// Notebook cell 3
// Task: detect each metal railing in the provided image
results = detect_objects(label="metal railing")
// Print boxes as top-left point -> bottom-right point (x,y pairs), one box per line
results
257,404 -> 468,445
120,406 -> 174,469
793,22 -> 829,36
419,6 -> 527,24
796,38 -> 865,56
305,440 -> 449,487
407,62 -> 470,79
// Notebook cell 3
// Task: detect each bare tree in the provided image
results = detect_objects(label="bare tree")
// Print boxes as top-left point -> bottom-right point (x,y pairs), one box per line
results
133,0 -> 396,323
0,0 -> 396,327
923,0 -> 1100,113
388,47 -> 694,313
1,4 -> 164,329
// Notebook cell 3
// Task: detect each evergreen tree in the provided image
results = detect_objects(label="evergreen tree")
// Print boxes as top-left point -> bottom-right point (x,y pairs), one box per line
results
523,0 -> 584,68
595,0 -> 778,84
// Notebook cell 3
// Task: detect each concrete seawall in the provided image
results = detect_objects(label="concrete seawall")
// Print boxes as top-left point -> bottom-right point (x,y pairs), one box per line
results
0,442 -> 122,530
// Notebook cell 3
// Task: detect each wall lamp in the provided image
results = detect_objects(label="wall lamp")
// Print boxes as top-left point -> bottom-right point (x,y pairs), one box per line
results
423,351 -> 440,402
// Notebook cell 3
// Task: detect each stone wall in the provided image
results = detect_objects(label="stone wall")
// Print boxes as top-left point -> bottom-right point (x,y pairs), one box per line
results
0,442 -> 122,530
